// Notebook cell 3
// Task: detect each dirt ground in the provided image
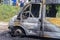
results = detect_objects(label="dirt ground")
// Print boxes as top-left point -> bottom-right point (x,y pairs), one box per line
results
0,22 -> 8,32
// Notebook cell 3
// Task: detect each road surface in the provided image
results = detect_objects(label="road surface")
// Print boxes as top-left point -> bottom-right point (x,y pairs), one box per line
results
0,22 -> 40,40
0,31 -> 40,40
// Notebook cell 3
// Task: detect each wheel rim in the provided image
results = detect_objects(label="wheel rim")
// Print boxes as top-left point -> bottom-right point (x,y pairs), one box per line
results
14,29 -> 23,36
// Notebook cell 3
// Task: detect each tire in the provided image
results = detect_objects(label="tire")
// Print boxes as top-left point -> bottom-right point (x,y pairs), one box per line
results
9,27 -> 26,37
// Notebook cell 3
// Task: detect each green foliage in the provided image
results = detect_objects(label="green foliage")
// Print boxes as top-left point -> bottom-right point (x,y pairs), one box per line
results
56,5 -> 60,18
46,5 -> 60,18
0,4 -> 20,22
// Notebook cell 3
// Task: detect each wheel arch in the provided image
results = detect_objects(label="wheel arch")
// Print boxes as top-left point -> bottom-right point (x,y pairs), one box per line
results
14,26 -> 29,35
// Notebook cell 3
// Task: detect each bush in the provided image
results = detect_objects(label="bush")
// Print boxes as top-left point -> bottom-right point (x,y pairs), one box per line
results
56,6 -> 60,18
0,4 -> 20,22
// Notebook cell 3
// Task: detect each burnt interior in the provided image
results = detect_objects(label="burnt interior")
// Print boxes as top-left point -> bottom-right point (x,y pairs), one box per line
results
31,4 -> 40,17
17,4 -> 40,20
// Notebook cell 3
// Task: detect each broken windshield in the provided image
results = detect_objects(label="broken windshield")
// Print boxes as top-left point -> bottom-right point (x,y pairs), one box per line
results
21,4 -> 40,19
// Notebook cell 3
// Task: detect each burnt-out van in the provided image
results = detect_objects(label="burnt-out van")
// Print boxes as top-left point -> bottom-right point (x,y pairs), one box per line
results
8,1 -> 60,39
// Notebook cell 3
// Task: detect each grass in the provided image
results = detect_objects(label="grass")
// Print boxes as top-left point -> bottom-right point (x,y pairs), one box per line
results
0,4 -> 20,22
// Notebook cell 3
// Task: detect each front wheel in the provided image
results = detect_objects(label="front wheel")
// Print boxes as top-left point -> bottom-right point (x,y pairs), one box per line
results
9,27 -> 26,37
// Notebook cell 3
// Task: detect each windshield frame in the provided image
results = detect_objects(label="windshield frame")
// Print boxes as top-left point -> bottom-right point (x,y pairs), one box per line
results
17,3 -> 42,20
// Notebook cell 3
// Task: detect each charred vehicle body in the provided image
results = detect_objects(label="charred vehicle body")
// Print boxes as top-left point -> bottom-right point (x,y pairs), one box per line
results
8,0 -> 60,39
